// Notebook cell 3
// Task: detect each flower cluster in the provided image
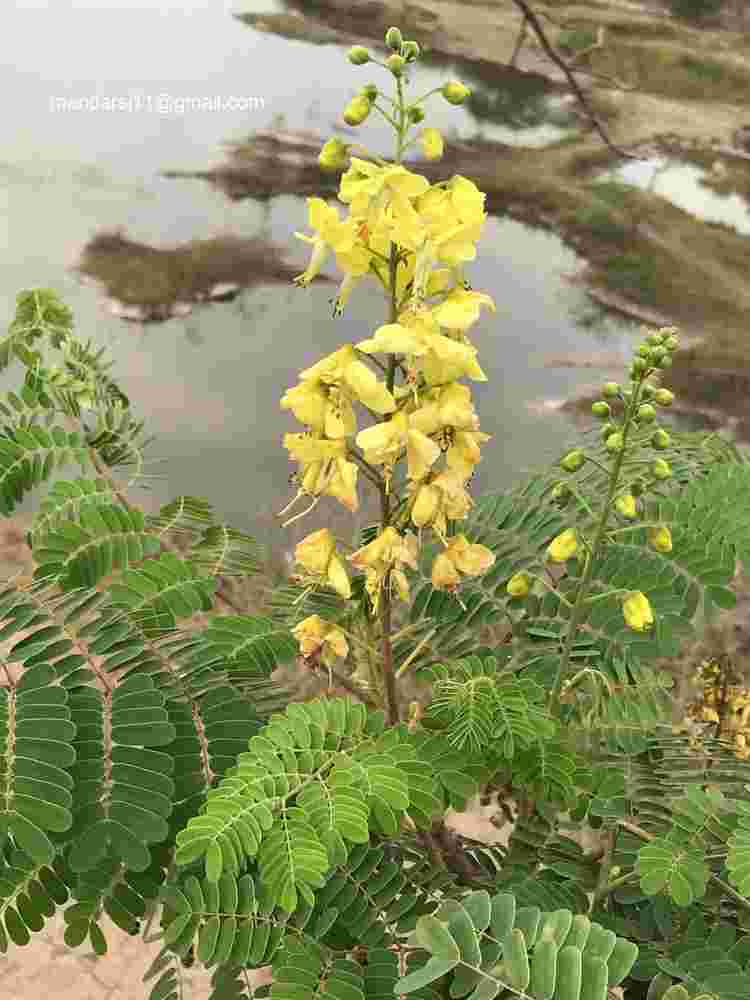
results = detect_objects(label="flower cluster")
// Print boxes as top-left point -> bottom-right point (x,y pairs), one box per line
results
280,30 -> 495,661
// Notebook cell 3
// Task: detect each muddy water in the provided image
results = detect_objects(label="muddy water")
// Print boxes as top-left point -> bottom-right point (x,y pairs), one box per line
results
1,0 -> 645,553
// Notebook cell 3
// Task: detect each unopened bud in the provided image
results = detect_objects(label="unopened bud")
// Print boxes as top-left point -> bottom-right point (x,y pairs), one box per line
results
591,401 -> 611,418
442,80 -> 471,105
652,458 -> 672,480
606,432 -> 624,453
343,94 -> 372,126
654,388 -> 674,406
602,382 -> 620,399
637,404 -> 656,423
507,572 -> 531,598
361,83 -> 378,101
408,104 -> 425,123
348,45 -> 370,65
638,344 -> 651,358
650,346 -> 666,363
318,137 -> 349,172
631,357 -> 648,375
601,422 -> 617,440
649,525 -> 673,554
551,482 -> 570,503
657,354 -> 673,369
615,494 -> 637,519
664,335 -> 679,351
652,429 -> 670,450
401,40 -> 420,61
385,26 -> 403,51
640,383 -> 656,400
560,449 -> 585,472
386,53 -> 406,76
630,479 -> 645,497
646,333 -> 662,346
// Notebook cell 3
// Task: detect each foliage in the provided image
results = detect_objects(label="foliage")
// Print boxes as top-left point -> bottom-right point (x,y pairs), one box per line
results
1,20 -> 750,1000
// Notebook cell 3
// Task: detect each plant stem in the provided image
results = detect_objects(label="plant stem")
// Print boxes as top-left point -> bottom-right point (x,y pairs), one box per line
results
549,382 -> 644,703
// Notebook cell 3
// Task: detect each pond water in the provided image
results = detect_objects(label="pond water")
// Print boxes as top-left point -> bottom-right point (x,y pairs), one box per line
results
1,0 -> 644,553
597,157 -> 750,236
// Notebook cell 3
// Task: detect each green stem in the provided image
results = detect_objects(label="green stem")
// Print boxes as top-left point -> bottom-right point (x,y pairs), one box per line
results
549,381 -> 644,704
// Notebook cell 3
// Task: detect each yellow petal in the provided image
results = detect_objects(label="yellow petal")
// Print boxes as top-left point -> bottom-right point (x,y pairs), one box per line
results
548,529 -> 578,562
622,591 -> 654,632
356,323 -> 425,356
432,551 -> 460,590
406,429 -> 441,481
343,359 -> 396,414
281,381 -> 328,431
615,494 -> 637,519
326,458 -> 359,513
450,538 -> 495,576
648,526 -> 673,554
325,627 -> 349,660
411,483 -> 441,527
327,552 -> 352,598
295,528 -> 336,574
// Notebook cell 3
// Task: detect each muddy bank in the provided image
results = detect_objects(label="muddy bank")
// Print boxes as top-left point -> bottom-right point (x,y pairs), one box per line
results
75,230 -> 332,323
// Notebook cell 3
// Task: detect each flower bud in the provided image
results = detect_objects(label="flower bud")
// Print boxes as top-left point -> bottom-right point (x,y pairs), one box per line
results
442,80 -> 471,105
602,382 -> 620,399
361,83 -> 378,101
615,494 -> 637,519
601,422 -> 617,441
385,26 -> 403,50
386,53 -> 406,75
652,458 -> 672,480
646,333 -> 663,346
408,104 -> 425,123
630,478 -> 645,497
551,482 -> 570,503
640,383 -> 656,400
401,40 -> 420,61
348,45 -> 371,65
606,432 -> 624,453
343,95 -> 372,126
664,335 -> 679,351
637,404 -> 656,423
318,137 -> 349,172
649,525 -> 673,553
591,401 -> 610,418
507,572 -> 531,598
419,127 -> 444,161
631,357 -> 648,375
649,346 -> 666,363
652,429 -> 670,450
654,388 -> 674,406
637,344 -> 651,358
623,591 -> 654,632
657,354 -> 673,369
547,528 -> 578,563
411,483 -> 440,528
560,449 -> 585,472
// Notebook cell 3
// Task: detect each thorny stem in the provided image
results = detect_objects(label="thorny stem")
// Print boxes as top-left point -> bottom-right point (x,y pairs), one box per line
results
550,379 -> 644,704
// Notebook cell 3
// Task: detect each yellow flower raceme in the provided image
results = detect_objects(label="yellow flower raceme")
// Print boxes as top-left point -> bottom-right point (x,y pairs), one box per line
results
292,614 -> 349,663
283,434 -> 359,512
300,345 -> 396,416
431,534 -> 495,591
547,529 -> 578,562
419,128 -> 444,160
349,527 -> 419,610
623,591 -> 654,632
649,525 -> 673,553
281,379 -> 356,438
355,411 -> 441,481
294,528 -> 352,598
338,158 -> 430,219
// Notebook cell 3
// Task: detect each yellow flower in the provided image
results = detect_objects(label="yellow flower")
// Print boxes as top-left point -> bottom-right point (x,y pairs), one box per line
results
280,379 -> 329,433
292,615 -> 349,663
293,198 -> 360,286
431,288 -> 495,332
420,128 -> 444,160
294,528 -> 352,598
622,591 -> 654,632
445,429 -> 491,480
547,529 -> 578,562
411,482 -> 441,528
507,572 -> 530,598
283,434 -> 359,512
431,534 -> 495,591
350,527 -> 419,611
615,494 -> 637,519
318,137 -> 349,172
448,176 -> 486,224
338,158 -> 430,217
300,345 -> 396,416
356,316 -> 486,385
649,526 -> 673,554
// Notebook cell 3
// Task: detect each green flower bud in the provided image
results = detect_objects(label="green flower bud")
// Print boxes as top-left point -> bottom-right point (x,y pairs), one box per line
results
601,422 -> 617,440
560,449 -> 585,472
386,53 -> 406,76
606,432 -> 624,453
591,401 -> 611,419
654,388 -> 674,406
507,572 -> 531,598
637,344 -> 651,358
343,94 -> 372,126
646,333 -> 663,346
407,105 -> 425,124
637,404 -> 656,423
602,382 -> 620,398
652,458 -> 672,480
640,383 -> 656,400
631,357 -> 648,375
615,494 -> 637,519
652,429 -> 670,450
621,389 -> 633,402
385,26 -> 403,50
361,83 -> 378,101
657,354 -> 673,369
650,346 -> 666,363
348,45 -> 371,65
318,137 -> 349,173
630,478 -> 645,497
442,80 -> 471,105
664,335 -> 679,351
401,40 -> 420,61
551,482 -> 570,501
